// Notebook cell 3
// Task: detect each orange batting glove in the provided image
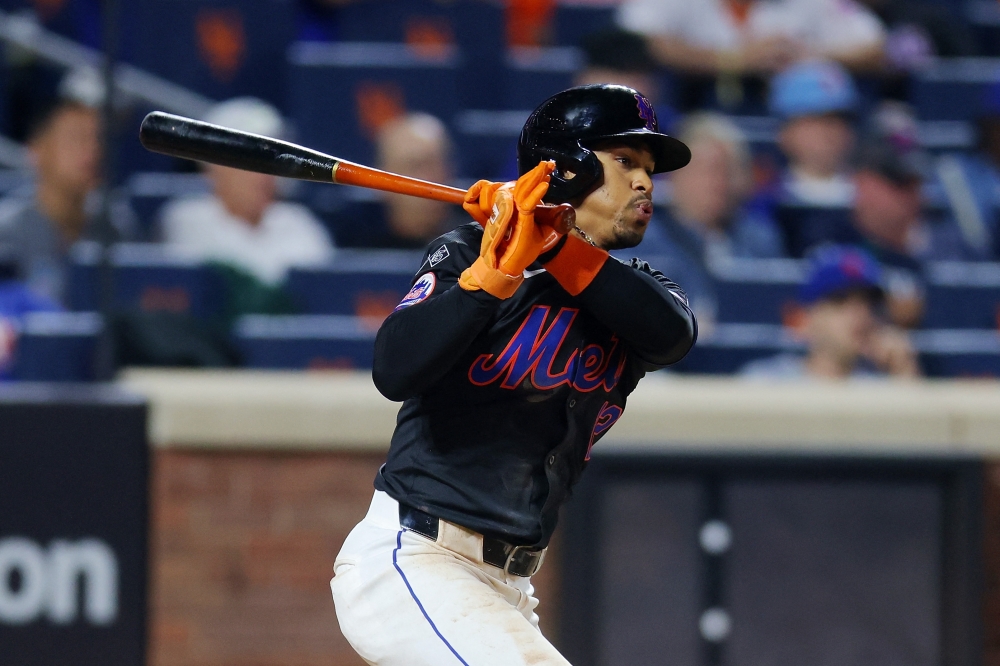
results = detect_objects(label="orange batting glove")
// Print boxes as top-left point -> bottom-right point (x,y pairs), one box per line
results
460,161 -> 560,298
462,179 -> 505,226
498,161 -> 565,272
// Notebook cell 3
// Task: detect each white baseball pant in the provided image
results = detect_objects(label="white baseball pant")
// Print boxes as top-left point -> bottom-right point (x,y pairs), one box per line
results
331,491 -> 571,666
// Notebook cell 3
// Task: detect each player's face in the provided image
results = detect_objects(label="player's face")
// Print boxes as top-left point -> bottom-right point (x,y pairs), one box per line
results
573,142 -> 656,251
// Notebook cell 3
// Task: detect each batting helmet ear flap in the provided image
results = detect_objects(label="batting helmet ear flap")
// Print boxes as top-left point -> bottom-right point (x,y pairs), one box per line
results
533,143 -> 604,203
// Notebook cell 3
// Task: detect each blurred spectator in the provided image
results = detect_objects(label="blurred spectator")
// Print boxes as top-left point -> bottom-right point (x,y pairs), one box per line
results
848,102 -> 978,326
742,246 -> 918,379
771,60 -> 859,208
574,29 -> 665,108
622,112 -> 784,324
160,97 -> 335,286
933,81 -> 1000,261
856,0 -> 978,70
616,0 -> 886,76
0,69 -> 134,306
336,112 -> 463,249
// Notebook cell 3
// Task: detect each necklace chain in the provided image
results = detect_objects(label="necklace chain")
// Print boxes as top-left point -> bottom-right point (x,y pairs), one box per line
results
574,226 -> 598,247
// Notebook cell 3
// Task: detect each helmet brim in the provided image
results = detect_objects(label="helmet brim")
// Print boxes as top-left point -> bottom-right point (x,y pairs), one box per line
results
586,129 -> 692,174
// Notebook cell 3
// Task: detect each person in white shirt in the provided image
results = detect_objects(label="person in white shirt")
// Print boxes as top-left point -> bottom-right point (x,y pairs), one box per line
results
771,60 -> 860,208
616,0 -> 885,75
160,97 -> 335,285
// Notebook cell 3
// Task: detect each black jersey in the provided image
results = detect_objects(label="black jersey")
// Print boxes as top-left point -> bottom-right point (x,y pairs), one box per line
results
372,223 -> 697,548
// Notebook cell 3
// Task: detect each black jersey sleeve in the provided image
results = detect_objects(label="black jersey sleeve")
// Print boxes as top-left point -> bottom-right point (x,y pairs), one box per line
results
372,225 -> 503,402
576,257 -> 698,368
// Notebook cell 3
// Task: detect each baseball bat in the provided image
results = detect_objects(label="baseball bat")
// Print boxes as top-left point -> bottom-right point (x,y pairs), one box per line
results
139,112 -> 575,232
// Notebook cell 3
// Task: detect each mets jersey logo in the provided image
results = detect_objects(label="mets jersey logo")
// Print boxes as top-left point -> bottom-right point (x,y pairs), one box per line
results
395,273 -> 436,311
468,305 -> 627,391
635,93 -> 656,131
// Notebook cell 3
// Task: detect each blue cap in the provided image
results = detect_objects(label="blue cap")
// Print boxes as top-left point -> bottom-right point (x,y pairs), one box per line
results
769,60 -> 859,120
799,246 -> 884,305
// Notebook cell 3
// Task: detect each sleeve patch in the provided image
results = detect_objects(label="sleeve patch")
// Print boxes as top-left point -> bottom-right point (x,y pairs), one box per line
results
395,273 -> 437,311
428,244 -> 450,267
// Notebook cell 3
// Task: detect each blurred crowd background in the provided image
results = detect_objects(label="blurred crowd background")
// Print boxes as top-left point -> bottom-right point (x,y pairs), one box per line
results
0,0 -> 999,381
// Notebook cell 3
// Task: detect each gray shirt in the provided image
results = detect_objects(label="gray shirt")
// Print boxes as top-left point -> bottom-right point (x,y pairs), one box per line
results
0,189 -> 135,305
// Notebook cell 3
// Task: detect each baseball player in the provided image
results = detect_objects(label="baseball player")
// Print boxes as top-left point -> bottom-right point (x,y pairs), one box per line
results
331,84 -> 697,666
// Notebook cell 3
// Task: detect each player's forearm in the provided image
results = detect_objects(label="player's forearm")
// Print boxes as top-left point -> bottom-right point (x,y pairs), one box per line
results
577,260 -> 697,366
372,286 -> 500,401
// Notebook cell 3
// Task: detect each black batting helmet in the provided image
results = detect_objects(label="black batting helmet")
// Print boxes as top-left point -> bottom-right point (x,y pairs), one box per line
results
517,84 -> 691,203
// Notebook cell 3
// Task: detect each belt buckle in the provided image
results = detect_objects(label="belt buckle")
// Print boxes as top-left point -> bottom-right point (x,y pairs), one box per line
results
505,545 -> 545,577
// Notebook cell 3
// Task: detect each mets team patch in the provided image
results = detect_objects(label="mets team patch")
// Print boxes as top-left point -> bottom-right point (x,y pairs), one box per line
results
395,273 -> 436,311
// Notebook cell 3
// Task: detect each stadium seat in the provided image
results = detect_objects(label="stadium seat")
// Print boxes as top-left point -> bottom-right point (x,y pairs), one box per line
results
503,46 -> 580,111
552,4 -> 616,47
11,311 -> 102,381
232,314 -> 377,369
672,323 -> 804,374
335,0 -> 455,42
287,41 -> 461,168
910,59 -> 1000,121
285,250 -> 420,317
452,109 -> 526,181
924,261 -> 1000,329
67,243 -> 225,319
123,0 -> 294,108
710,258 -> 805,325
774,204 -> 859,259
914,328 -> 1000,378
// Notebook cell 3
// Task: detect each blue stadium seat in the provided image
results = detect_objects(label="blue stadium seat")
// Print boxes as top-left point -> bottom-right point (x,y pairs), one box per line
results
335,0 -> 454,42
552,4 -> 616,47
233,314 -> 376,369
672,323 -> 803,374
910,59 -> 1000,121
288,41 -> 461,168
711,258 -> 805,325
67,243 -> 225,319
924,261 -> 1000,329
503,46 -> 580,111
123,0 -> 294,108
914,328 -> 1000,377
11,311 -> 102,381
452,109 -> 526,181
774,205 -> 859,259
285,250 -> 420,316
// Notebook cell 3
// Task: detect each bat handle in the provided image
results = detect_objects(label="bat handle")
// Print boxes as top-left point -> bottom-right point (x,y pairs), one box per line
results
333,161 -> 575,235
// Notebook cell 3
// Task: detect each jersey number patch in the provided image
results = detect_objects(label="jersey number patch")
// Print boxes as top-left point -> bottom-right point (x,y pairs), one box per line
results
585,401 -> 623,461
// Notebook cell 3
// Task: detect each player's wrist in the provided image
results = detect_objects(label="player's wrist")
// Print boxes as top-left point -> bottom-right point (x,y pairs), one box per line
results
536,234 -> 569,264
459,258 -> 523,299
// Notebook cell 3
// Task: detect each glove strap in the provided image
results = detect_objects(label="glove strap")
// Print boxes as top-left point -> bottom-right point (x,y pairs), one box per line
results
459,257 -> 523,299
540,234 -> 608,296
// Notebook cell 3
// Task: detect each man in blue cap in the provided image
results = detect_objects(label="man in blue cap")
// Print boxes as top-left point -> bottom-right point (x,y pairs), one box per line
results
741,245 -> 918,379
770,60 -> 860,208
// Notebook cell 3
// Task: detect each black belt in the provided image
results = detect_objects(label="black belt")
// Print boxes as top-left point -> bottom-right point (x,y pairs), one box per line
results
398,503 -> 545,578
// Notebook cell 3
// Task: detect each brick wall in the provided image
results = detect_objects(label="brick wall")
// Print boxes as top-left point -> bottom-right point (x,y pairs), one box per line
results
148,450 -> 561,666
